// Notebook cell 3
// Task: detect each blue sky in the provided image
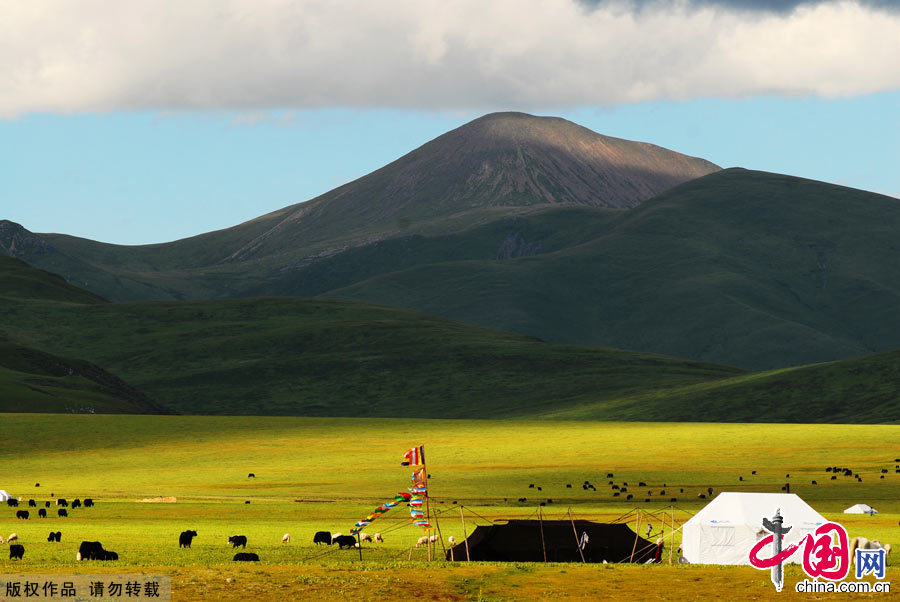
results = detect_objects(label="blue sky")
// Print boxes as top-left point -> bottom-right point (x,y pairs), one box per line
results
1,1 -> 898,245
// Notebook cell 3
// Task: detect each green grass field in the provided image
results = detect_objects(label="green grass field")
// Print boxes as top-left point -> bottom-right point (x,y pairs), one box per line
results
1,415 -> 897,599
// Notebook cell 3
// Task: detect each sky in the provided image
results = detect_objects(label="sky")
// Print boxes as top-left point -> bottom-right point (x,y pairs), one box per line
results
1,0 -> 898,245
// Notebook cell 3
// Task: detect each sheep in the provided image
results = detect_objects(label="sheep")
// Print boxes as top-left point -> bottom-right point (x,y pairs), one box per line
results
359,533 -> 372,543
8,533 -> 18,542
374,533 -> 384,543
0,536 -> 4,544
415,536 -> 429,548
281,533 -> 291,543
430,534 -> 439,543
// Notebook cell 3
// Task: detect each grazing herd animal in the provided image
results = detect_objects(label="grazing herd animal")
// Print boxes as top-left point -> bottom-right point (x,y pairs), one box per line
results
850,537 -> 893,561
228,535 -> 248,549
78,541 -> 118,561
58,509 -> 68,517
233,552 -> 259,561
313,531 -> 332,545
47,531 -> 62,542
38,509 -> 47,518
179,530 -> 198,548
334,535 -> 356,549
282,533 -> 291,543
16,510 -> 29,519
9,544 -> 25,560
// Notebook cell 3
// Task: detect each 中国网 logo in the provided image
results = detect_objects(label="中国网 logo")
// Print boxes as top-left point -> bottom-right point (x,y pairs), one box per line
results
748,509 -> 889,593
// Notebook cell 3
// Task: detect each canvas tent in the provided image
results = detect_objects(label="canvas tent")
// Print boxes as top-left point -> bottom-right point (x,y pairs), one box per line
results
844,503 -> 877,514
682,492 -> 827,565
445,520 -> 660,563
0,490 -> 9,502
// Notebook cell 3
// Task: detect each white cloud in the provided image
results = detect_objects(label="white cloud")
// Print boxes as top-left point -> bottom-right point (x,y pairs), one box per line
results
1,0 -> 898,116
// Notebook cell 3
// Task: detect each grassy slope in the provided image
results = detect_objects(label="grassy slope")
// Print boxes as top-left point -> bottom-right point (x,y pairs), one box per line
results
0,258 -> 173,414
0,253 -> 107,304
541,349 -> 900,423
0,342 -> 174,414
328,169 -> 900,370
2,295 -> 740,416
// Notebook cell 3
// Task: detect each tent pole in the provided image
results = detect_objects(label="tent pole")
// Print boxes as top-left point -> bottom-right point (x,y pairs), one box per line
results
434,508 -> 447,556
669,506 -> 675,564
630,509 -> 641,562
422,446 -> 432,562
538,505 -> 548,562
460,506 -> 470,561
568,507 -> 586,563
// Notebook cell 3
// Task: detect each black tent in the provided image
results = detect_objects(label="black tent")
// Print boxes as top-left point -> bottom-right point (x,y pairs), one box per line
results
446,520 -> 660,563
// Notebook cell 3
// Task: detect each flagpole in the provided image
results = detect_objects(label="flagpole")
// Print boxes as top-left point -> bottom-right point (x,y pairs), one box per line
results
423,445 -> 432,561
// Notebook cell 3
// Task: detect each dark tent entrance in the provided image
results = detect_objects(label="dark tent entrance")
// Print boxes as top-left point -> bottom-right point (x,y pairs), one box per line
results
446,520 -> 660,563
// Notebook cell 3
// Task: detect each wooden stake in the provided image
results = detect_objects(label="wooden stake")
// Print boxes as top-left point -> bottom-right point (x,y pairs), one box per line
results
630,509 -> 641,562
460,506 -> 470,561
669,505 -> 675,565
356,531 -> 362,561
538,505 -> 548,562
568,508 -> 586,563
433,508 -> 447,557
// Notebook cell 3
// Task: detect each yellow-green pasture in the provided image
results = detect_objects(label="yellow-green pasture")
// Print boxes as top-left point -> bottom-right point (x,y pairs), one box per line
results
0,415 -> 898,600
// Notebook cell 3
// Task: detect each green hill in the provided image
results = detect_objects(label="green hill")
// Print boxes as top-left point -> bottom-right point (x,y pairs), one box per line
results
326,169 -> 900,370
3,293 -> 741,416
0,253 -> 106,304
0,341 -> 173,414
543,348 -> 900,424
4,254 -> 900,422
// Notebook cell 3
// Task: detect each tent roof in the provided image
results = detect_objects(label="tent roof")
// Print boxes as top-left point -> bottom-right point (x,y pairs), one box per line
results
843,503 -> 877,514
684,492 -> 827,528
446,520 -> 659,563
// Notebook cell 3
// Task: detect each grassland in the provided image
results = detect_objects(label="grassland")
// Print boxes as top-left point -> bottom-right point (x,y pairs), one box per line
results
0,415 -> 897,599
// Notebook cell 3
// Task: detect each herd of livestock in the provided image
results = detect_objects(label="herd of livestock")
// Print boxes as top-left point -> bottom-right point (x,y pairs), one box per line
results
3,494 -> 408,564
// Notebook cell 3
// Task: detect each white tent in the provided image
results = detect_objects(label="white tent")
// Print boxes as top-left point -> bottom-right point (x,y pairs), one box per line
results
843,503 -> 877,514
682,492 -> 827,565
0,490 -> 10,502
